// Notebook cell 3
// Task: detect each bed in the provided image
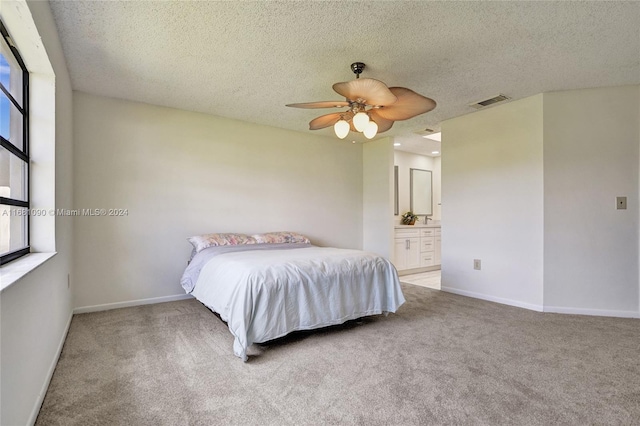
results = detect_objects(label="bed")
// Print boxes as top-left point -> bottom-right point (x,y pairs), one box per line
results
180,233 -> 405,361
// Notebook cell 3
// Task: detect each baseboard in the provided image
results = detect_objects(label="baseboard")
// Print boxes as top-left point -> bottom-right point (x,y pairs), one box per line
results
441,286 -> 544,312
543,305 -> 639,318
74,293 -> 193,314
27,311 -> 73,426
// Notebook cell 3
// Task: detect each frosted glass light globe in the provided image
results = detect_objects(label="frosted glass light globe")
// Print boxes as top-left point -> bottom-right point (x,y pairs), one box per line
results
334,120 -> 350,139
353,112 -> 370,132
363,120 -> 378,139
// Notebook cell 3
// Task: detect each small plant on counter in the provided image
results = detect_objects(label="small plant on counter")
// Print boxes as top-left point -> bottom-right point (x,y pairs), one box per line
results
401,211 -> 420,225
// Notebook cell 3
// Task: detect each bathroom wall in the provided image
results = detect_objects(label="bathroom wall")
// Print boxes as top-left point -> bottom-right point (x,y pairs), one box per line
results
394,150 -> 440,223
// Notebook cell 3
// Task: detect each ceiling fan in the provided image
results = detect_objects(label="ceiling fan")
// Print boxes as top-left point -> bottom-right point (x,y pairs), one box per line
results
286,62 -> 436,140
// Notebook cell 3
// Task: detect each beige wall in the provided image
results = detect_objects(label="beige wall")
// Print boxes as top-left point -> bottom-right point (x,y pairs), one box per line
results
0,1 -> 75,424
433,156 -> 442,220
442,87 -> 640,317
73,92 -> 364,309
543,86 -> 639,315
441,94 -> 545,310
363,137 -> 394,258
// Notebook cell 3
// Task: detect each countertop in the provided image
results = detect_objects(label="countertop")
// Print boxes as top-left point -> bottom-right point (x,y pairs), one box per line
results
395,223 -> 441,228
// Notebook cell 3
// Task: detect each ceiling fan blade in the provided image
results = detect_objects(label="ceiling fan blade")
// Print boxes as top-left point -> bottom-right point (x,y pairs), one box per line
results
332,78 -> 397,106
309,112 -> 352,130
286,101 -> 350,109
374,87 -> 436,121
368,110 -> 394,133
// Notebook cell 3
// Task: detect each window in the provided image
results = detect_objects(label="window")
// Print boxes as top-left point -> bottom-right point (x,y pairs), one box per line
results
0,20 -> 29,265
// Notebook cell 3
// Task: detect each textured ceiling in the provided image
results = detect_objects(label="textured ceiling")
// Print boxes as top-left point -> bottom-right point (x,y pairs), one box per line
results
49,1 -> 640,154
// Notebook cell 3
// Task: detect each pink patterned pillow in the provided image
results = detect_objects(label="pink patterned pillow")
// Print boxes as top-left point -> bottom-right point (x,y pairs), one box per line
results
252,231 -> 310,245
188,233 -> 257,253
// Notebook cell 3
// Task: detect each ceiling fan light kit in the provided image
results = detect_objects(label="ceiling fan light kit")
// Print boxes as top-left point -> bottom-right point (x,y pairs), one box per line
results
353,111 -> 370,132
363,120 -> 378,139
334,119 -> 350,139
286,62 -> 436,140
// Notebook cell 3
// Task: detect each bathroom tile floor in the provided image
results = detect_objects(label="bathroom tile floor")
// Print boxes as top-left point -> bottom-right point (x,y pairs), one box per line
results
399,270 -> 441,290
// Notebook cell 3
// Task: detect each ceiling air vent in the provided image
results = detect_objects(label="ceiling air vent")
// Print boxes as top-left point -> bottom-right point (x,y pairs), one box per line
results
469,94 -> 510,109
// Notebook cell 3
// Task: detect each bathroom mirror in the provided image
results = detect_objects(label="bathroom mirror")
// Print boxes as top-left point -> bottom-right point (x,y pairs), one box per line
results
410,168 -> 433,216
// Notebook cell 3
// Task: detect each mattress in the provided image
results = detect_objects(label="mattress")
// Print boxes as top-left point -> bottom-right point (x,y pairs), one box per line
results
181,243 -> 405,361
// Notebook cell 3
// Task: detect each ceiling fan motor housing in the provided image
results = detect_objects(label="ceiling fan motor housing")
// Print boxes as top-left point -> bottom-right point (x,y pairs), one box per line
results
351,62 -> 365,78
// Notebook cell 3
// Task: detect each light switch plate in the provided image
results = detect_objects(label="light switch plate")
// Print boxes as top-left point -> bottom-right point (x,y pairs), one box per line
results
473,259 -> 481,270
616,196 -> 627,210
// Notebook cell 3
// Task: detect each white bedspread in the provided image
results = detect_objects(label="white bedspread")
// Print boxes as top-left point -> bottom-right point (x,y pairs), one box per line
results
188,245 -> 405,361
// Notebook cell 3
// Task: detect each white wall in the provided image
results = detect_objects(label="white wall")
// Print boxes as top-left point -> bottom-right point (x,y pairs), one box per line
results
433,156 -> 442,220
543,86 -> 639,316
363,137 -> 394,258
441,94 -> 545,310
441,87 -> 640,317
0,1 -> 74,425
73,92 -> 363,309
393,150 -> 439,222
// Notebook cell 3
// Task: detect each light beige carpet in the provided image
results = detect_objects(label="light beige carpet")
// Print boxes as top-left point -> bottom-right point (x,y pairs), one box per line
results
36,284 -> 639,425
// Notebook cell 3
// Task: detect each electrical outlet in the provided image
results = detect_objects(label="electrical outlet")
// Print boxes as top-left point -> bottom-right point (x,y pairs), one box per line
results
473,259 -> 481,270
616,196 -> 627,210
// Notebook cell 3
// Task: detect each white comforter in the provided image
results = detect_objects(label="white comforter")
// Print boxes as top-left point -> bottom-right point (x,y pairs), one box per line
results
184,244 -> 405,361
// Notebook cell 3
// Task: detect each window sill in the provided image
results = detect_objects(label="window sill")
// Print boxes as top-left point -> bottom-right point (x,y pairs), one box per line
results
0,252 -> 57,292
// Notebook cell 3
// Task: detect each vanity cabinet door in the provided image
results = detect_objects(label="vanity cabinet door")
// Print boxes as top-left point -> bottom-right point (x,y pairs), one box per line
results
394,237 -> 420,270
393,239 -> 408,271
406,237 -> 421,269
